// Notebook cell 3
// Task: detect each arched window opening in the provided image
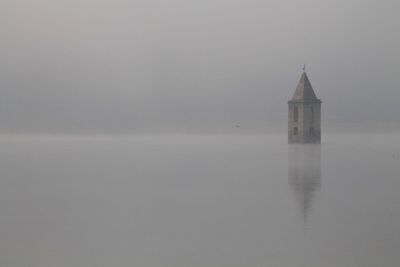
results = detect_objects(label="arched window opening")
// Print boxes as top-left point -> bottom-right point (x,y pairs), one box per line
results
293,106 -> 298,122
310,106 -> 314,123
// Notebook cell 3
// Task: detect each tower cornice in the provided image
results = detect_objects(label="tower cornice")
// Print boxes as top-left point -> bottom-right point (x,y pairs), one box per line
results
288,99 -> 322,104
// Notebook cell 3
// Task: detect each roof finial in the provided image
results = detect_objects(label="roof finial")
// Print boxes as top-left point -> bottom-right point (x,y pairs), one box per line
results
302,64 -> 306,72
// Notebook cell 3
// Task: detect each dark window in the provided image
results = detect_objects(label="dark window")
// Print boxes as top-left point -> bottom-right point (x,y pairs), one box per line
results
293,106 -> 298,122
294,127 -> 298,135
310,127 -> 314,136
310,106 -> 314,122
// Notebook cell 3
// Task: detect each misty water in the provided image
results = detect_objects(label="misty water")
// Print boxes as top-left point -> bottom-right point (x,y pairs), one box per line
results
0,134 -> 399,267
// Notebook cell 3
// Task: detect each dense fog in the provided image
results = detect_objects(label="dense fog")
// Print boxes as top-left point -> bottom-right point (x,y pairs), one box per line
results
1,0 -> 399,133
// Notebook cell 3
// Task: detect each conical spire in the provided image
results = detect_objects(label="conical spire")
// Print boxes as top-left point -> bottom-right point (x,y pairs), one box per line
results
291,72 -> 319,102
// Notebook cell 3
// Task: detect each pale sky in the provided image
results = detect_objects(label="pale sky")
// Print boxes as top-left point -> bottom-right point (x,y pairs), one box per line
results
0,0 -> 399,133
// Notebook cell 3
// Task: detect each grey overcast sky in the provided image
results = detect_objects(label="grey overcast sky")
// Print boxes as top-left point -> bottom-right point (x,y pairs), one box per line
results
0,0 -> 399,133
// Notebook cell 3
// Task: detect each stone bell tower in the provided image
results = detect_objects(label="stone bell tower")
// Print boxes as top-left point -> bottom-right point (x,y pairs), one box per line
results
288,70 -> 321,144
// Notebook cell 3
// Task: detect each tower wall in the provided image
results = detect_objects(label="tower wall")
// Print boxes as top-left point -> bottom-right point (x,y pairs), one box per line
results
288,101 -> 321,144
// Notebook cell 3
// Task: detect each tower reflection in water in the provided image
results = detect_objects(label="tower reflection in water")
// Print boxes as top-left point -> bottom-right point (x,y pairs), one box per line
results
288,144 -> 321,227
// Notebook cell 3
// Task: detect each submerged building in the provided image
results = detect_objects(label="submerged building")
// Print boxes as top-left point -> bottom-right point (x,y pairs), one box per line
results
288,70 -> 322,144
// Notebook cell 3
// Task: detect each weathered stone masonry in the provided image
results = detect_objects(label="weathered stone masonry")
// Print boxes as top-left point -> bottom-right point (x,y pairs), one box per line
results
288,72 -> 321,144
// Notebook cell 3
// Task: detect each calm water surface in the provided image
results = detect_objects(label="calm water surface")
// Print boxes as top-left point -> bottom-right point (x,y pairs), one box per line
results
0,134 -> 399,267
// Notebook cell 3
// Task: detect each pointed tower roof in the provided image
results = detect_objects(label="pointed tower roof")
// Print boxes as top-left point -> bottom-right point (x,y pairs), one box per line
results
290,72 -> 320,102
